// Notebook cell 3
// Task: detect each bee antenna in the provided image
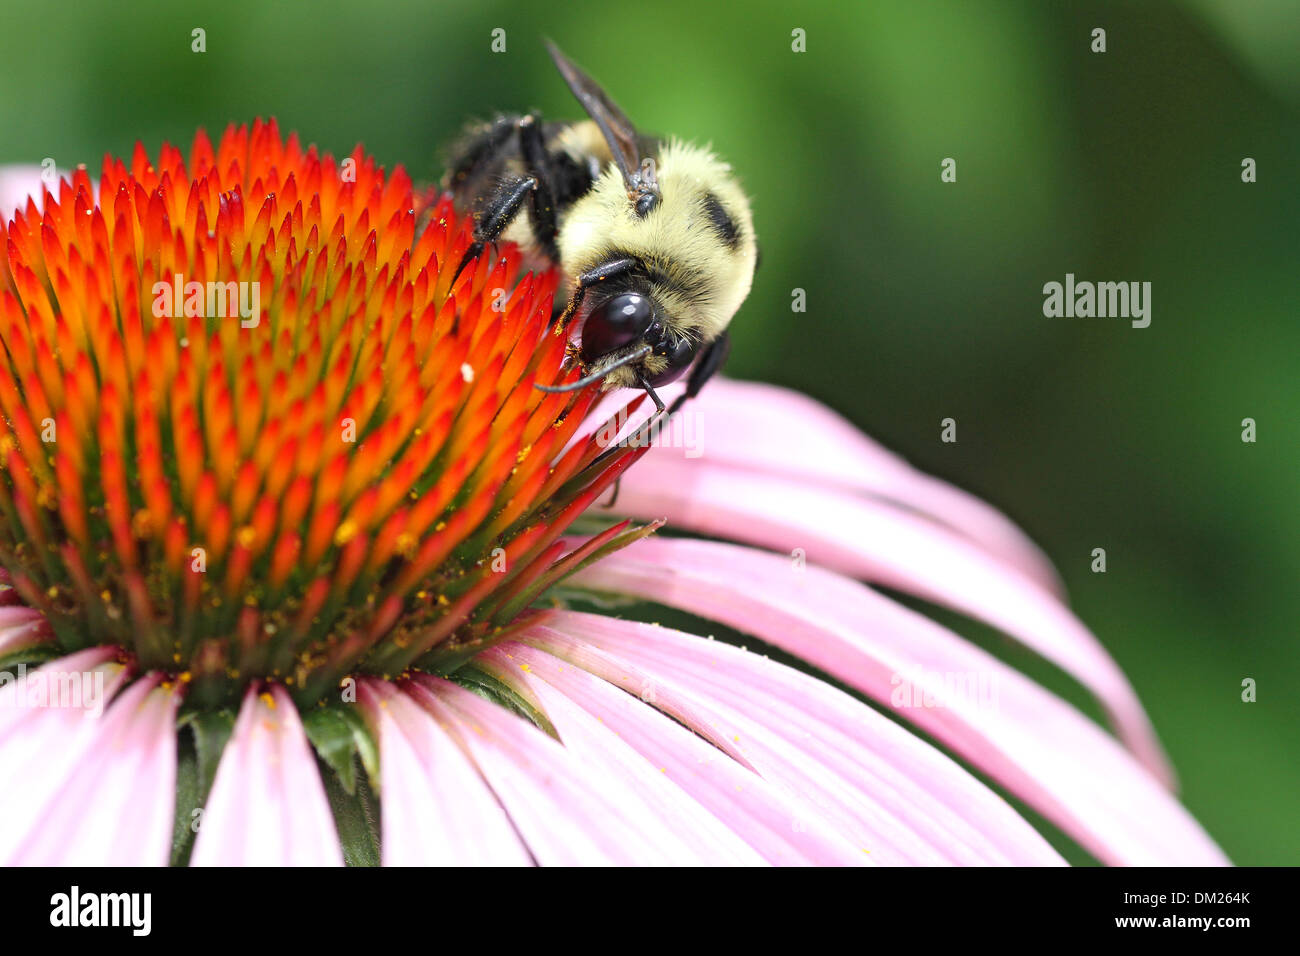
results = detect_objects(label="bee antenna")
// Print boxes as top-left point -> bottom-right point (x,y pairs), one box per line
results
534,345 -> 652,393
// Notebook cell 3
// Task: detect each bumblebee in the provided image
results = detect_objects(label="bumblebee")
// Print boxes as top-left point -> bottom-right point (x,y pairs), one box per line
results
445,41 -> 758,413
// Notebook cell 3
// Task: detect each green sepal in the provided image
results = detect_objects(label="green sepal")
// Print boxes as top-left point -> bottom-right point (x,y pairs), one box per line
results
0,644 -> 61,673
303,704 -> 379,795
321,758 -> 381,867
452,664 -> 557,738
170,740 -> 199,867
170,708 -> 236,866
546,585 -> 644,611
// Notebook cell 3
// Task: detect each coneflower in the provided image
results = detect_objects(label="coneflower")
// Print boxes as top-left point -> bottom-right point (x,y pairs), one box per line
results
0,123 -> 1227,866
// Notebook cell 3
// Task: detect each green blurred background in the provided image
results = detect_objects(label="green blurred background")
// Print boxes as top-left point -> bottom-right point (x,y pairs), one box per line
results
1,0 -> 1295,863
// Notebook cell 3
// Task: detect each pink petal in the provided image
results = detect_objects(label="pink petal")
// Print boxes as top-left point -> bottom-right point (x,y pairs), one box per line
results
0,651 -> 180,866
0,646 -> 123,741
480,643 -> 837,865
0,165 -> 51,221
612,455 -> 1172,784
637,379 -> 1061,593
568,538 -> 1228,865
356,678 -> 532,866
4,675 -> 178,865
514,617 -> 1063,865
190,685 -> 343,866
404,674 -> 735,865
0,605 -> 52,656
0,651 -> 130,834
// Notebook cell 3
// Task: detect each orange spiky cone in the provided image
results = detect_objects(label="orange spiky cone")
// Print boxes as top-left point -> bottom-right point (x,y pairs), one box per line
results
0,119 -> 652,708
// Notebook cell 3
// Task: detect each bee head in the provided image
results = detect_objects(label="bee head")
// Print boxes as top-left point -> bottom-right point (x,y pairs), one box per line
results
578,291 -> 697,387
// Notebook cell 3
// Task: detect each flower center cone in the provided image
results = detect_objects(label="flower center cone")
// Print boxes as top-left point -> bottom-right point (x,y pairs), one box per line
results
0,119 -> 655,710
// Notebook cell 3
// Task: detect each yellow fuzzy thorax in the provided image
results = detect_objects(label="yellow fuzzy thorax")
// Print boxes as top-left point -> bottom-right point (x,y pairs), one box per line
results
558,137 -> 757,350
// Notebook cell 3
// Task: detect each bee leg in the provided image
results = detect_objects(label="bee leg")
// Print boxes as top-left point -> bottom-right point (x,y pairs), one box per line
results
599,476 -> 623,509
634,370 -> 667,414
589,334 -> 728,468
516,115 -> 562,263
668,331 -> 731,415
579,331 -> 718,474
452,113 -> 562,282
554,257 -> 640,331
452,175 -> 538,282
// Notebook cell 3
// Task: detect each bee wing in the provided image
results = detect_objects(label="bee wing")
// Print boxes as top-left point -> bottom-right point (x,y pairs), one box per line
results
545,40 -> 644,194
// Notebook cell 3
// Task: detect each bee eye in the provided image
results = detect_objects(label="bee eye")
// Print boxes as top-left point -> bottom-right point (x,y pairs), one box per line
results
579,293 -> 654,359
647,334 -> 698,387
